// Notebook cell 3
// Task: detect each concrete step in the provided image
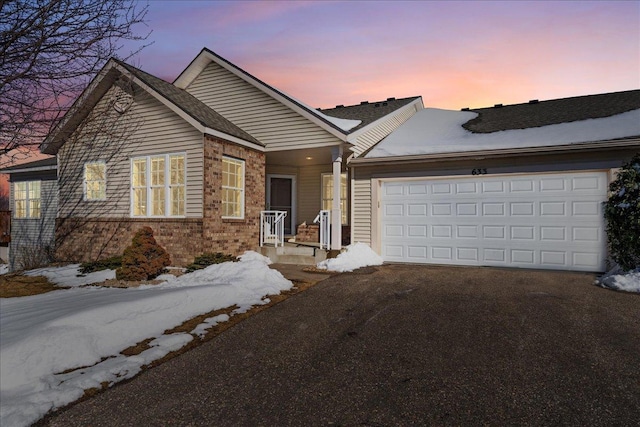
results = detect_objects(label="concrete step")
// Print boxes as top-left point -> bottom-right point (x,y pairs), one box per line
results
260,246 -> 327,265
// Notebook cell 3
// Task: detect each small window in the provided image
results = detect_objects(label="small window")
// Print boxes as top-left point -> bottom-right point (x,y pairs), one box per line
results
322,173 -> 348,224
14,181 -> 41,219
131,154 -> 185,217
222,156 -> 244,219
84,161 -> 106,200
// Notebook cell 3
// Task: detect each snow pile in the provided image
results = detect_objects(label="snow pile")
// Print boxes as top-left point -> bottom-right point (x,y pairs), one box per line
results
0,251 -> 291,427
366,108 -> 640,157
596,267 -> 640,293
25,264 -> 115,287
0,264 -> 7,275
317,242 -> 383,272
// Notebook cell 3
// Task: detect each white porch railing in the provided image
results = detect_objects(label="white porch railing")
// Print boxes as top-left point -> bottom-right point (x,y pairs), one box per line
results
260,210 -> 287,247
314,210 -> 331,250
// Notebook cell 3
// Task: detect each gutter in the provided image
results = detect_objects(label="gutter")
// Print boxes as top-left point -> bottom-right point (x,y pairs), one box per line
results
348,138 -> 640,167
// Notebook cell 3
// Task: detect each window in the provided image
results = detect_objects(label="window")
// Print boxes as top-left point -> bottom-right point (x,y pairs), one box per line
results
322,173 -> 348,224
131,154 -> 185,217
222,156 -> 244,219
84,161 -> 106,200
14,181 -> 41,219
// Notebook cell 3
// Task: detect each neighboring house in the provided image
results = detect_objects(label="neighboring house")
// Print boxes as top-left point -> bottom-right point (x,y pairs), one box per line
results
0,157 -> 58,271
350,90 -> 640,272
40,48 -> 421,266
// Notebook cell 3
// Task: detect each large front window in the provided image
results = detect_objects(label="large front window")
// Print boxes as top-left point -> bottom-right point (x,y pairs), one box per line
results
131,154 -> 185,217
14,181 -> 41,219
222,156 -> 244,219
322,173 -> 347,224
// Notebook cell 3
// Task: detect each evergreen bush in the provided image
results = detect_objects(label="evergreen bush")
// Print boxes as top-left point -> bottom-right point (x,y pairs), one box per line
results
185,252 -> 237,273
603,153 -> 640,270
79,255 -> 123,274
115,227 -> 171,281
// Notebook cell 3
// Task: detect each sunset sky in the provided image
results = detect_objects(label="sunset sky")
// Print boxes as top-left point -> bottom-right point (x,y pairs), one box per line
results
2,0 -> 638,177
130,0 -> 639,110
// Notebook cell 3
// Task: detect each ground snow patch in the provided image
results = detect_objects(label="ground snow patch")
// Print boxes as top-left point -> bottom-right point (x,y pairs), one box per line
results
0,264 -> 8,275
317,242 -> 383,272
596,267 -> 640,293
0,251 -> 292,427
25,264 -> 115,287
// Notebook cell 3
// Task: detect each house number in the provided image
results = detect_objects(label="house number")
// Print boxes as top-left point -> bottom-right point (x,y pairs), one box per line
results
472,168 -> 487,175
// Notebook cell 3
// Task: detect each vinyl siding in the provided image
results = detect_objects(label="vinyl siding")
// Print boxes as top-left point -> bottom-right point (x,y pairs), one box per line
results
58,85 -> 204,218
186,62 -> 343,150
352,176 -> 373,245
298,164 -> 332,225
266,163 -> 348,227
9,178 -> 57,270
351,103 -> 420,158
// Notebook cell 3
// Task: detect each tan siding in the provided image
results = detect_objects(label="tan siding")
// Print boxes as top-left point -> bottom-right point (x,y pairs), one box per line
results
186,62 -> 343,150
352,104 -> 420,157
298,164 -> 332,225
58,85 -> 204,219
352,177 -> 373,245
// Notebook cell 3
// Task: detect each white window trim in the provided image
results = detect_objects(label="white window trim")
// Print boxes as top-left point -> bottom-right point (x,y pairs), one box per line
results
83,161 -> 107,201
222,156 -> 245,220
14,180 -> 41,219
321,172 -> 348,225
130,153 -> 186,218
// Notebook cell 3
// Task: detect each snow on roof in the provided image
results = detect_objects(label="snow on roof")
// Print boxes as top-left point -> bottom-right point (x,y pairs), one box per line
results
319,112 -> 362,132
289,96 -> 361,131
365,108 -> 640,158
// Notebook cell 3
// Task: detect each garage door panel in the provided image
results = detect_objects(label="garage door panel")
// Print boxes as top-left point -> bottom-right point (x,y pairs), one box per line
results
381,172 -> 607,272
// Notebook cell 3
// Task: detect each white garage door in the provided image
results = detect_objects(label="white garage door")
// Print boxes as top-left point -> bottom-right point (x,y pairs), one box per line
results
380,171 -> 608,272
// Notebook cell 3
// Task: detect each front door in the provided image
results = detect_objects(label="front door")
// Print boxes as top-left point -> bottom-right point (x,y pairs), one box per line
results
267,175 -> 296,235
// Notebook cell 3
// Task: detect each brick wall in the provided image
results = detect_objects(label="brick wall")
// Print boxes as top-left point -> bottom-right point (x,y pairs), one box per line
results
56,217 -> 203,266
296,223 -> 319,243
202,136 -> 265,256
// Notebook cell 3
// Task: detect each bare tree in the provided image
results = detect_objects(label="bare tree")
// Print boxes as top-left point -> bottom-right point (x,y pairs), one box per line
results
0,183 -> 8,210
0,0 -> 150,163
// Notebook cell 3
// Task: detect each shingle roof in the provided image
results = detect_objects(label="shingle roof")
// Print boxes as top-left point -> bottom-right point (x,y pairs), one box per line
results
114,60 -> 262,146
319,97 -> 422,132
0,157 -> 57,173
464,89 -> 640,133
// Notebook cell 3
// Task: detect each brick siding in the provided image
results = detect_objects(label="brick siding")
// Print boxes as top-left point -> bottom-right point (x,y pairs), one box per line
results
56,217 -> 203,267
202,136 -> 265,256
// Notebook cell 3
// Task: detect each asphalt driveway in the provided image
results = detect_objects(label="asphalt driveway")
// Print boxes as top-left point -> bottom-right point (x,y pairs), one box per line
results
41,264 -> 640,426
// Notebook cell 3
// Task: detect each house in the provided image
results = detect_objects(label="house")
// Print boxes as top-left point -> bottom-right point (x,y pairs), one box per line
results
39,48 -> 422,267
350,90 -> 640,272
0,157 -> 58,271
27,47 -> 640,273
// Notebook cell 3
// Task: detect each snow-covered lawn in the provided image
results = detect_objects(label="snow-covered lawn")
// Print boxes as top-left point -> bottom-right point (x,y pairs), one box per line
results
0,252 -> 292,427
596,268 -> 640,293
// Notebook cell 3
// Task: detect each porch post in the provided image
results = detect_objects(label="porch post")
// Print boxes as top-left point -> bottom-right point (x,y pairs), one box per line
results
331,146 -> 342,250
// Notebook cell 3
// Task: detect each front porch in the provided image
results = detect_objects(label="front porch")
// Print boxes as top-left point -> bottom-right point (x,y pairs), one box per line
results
261,144 -> 350,263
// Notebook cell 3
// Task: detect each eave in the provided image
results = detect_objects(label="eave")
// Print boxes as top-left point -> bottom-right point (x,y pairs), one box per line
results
348,138 -> 640,167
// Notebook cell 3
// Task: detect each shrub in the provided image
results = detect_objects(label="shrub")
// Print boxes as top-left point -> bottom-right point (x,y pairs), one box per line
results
603,153 -> 640,270
79,255 -> 122,274
185,252 -> 237,273
115,227 -> 171,281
